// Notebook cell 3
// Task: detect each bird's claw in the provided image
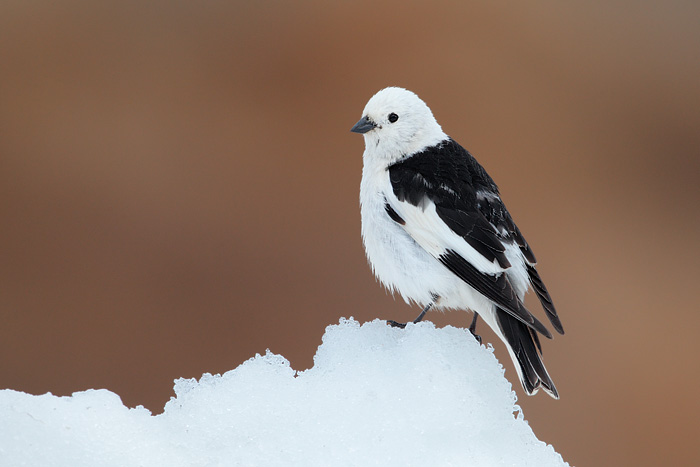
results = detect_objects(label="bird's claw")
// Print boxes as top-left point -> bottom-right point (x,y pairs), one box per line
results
470,330 -> 482,345
387,320 -> 407,329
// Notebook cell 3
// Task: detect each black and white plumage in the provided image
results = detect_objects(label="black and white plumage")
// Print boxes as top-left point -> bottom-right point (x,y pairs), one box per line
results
352,87 -> 564,398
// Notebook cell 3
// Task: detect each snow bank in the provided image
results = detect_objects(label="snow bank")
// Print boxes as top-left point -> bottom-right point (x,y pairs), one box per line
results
0,319 -> 568,466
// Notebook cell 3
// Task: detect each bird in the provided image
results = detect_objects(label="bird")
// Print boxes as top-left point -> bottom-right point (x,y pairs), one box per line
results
351,87 -> 564,399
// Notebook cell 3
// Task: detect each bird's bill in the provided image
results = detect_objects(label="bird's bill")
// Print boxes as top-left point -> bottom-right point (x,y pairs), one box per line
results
350,116 -> 377,134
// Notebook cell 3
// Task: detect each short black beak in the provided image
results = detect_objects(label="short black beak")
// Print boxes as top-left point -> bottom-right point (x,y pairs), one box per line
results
350,116 -> 377,134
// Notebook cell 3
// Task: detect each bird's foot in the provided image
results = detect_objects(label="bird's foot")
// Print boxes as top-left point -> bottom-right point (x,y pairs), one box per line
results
387,320 -> 407,329
469,329 -> 482,345
387,302 -> 435,329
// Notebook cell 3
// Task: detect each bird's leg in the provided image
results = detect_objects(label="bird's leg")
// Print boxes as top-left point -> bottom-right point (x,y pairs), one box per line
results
412,302 -> 433,324
387,302 -> 434,329
469,312 -> 482,344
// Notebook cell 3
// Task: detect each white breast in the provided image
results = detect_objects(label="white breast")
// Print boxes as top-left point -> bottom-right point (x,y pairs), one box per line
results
360,157 -> 456,306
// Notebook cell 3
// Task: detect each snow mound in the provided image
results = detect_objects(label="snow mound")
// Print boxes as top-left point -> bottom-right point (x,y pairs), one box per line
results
0,319 -> 568,466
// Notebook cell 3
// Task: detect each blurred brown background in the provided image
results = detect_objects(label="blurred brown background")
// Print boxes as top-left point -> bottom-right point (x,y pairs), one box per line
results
1,1 -> 699,465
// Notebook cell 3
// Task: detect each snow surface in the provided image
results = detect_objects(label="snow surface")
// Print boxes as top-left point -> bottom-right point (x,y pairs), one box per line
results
0,319 -> 568,466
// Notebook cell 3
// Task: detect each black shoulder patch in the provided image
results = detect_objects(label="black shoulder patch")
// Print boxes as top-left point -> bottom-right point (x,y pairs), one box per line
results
384,203 -> 405,225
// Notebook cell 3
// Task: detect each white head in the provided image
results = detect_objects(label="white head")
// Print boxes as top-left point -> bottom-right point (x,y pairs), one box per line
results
351,87 -> 447,162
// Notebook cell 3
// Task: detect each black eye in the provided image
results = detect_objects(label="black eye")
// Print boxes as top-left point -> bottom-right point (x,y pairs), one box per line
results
388,113 -> 399,123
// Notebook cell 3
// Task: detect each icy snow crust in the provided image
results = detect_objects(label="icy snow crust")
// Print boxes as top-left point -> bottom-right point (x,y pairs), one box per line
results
0,319 -> 568,466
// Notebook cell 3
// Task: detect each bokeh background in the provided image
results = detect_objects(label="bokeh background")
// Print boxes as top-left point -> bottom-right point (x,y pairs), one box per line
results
2,1 -> 699,465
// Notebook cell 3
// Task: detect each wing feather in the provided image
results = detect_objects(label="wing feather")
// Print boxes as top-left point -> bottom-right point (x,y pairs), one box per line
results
387,139 -> 558,339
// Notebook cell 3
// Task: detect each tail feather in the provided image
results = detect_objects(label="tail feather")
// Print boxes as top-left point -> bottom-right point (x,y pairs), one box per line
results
496,306 -> 559,399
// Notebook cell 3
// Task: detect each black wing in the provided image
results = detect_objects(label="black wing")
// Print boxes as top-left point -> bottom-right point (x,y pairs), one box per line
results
476,183 -> 564,334
440,249 -> 552,338
468,161 -> 563,335
388,139 -> 553,337
527,264 -> 564,334
389,139 -> 512,269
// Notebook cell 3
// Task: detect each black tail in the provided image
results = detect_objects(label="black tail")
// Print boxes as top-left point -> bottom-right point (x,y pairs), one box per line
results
496,306 -> 559,399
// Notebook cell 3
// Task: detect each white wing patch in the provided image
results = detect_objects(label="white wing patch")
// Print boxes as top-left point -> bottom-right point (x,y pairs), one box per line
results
389,197 -> 507,276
